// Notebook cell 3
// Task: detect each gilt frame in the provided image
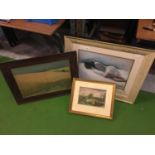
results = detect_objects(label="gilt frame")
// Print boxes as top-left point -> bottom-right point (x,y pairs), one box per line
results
69,78 -> 116,119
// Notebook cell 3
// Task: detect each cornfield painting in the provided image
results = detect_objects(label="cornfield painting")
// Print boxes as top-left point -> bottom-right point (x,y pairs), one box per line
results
78,87 -> 106,107
11,60 -> 71,98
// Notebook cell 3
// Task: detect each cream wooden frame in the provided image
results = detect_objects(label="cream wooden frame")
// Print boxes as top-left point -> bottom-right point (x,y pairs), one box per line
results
69,78 -> 116,119
65,36 -> 155,104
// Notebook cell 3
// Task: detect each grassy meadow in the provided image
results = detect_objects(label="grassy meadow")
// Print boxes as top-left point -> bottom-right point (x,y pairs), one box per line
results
12,60 -> 71,98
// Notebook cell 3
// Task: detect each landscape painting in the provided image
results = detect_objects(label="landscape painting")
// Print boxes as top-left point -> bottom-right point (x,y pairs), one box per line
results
78,87 -> 106,107
11,60 -> 71,98
78,49 -> 134,90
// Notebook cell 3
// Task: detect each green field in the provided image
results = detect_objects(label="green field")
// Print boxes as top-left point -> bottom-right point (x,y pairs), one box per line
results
14,69 -> 71,98
31,78 -> 71,96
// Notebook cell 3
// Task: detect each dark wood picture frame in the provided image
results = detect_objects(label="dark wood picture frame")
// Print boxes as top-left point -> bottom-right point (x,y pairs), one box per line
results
0,51 -> 78,104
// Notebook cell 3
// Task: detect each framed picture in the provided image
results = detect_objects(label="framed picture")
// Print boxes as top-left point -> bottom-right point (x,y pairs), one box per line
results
65,36 -> 155,103
69,78 -> 116,119
0,52 -> 78,104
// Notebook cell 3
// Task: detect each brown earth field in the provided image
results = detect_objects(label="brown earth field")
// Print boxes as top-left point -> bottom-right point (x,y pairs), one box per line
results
14,71 -> 71,97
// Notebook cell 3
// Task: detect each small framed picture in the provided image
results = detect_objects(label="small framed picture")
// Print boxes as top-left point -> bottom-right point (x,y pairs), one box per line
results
69,78 -> 116,119
0,52 -> 78,104
65,36 -> 155,103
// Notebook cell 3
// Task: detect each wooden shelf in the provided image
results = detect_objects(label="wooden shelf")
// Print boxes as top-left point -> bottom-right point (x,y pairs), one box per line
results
0,19 -> 65,36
